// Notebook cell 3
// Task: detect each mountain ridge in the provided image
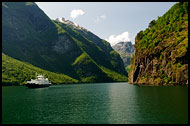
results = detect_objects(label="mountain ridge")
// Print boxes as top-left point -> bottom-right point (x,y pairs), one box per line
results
2,2 -> 128,85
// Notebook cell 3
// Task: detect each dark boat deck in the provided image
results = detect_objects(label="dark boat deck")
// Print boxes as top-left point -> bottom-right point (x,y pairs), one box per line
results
26,84 -> 51,88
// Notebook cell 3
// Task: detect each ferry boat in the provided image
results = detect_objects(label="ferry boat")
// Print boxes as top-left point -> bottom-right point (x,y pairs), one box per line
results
26,74 -> 51,88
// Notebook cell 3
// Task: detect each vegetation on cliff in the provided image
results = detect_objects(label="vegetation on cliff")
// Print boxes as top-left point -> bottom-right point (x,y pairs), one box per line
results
129,2 -> 188,85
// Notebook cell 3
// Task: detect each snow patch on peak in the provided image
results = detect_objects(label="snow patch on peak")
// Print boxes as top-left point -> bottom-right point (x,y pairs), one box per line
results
56,17 -> 63,23
55,17 -> 88,31
74,22 -> 78,27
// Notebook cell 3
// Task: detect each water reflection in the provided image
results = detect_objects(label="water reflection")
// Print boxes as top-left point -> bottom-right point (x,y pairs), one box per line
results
2,83 -> 188,124
49,83 -> 111,124
107,82 -> 136,124
132,85 -> 188,124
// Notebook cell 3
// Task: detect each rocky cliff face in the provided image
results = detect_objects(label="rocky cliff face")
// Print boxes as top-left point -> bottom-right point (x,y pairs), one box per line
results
129,2 -> 188,85
112,41 -> 134,67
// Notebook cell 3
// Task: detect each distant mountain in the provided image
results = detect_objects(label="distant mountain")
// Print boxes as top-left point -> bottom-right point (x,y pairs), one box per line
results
112,41 -> 134,67
2,2 -> 128,85
129,2 -> 188,85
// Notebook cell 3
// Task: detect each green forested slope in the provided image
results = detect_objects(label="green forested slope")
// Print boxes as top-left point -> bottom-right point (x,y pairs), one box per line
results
54,20 -> 127,75
2,53 -> 78,85
129,2 -> 188,85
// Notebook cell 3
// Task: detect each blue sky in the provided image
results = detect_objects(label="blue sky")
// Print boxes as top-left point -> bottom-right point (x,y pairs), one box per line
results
36,2 -> 176,46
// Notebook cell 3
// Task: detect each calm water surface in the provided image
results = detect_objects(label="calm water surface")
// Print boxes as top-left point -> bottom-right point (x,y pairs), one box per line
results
2,82 -> 188,124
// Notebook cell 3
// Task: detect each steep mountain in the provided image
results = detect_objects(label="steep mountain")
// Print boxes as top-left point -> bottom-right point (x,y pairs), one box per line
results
2,2 -> 127,85
112,41 -> 134,67
55,17 -> 113,53
54,18 -> 127,75
129,2 -> 188,85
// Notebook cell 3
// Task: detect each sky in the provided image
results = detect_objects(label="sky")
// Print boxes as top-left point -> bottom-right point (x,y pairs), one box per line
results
36,2 -> 176,46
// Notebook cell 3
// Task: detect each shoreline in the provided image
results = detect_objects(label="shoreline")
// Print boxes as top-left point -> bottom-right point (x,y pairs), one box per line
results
2,81 -> 188,87
128,82 -> 188,87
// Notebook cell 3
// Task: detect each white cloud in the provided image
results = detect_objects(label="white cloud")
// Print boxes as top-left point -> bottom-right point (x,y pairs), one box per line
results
95,15 -> 106,23
70,9 -> 85,19
105,32 -> 131,46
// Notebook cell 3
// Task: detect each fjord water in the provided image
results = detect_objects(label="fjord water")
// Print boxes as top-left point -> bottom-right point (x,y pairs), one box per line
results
2,82 -> 188,124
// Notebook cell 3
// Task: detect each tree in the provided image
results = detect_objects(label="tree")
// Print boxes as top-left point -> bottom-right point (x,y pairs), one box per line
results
136,30 -> 144,41
148,20 -> 156,28
183,2 -> 188,14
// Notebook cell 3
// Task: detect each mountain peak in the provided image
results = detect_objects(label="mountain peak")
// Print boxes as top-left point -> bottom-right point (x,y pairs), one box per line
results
112,41 -> 134,54
112,41 -> 134,67
116,41 -> 132,46
56,17 -> 77,26
55,17 -> 88,31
